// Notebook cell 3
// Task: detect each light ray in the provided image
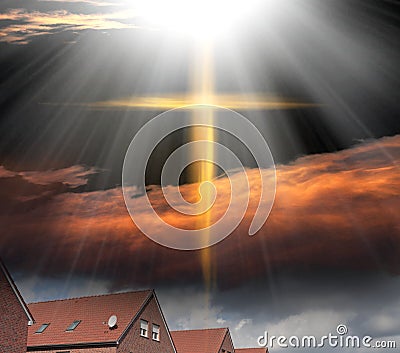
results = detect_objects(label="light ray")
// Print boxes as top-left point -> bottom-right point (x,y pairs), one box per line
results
41,94 -> 318,110
189,42 -> 216,298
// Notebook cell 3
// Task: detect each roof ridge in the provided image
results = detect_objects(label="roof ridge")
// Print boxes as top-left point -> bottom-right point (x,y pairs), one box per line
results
217,327 -> 230,353
27,288 -> 153,305
0,258 -> 35,324
171,327 -> 228,333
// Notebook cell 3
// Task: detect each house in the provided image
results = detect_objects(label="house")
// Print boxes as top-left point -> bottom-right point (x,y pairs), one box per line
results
0,260 -> 266,353
171,328 -> 235,353
26,290 -> 177,353
0,260 -> 34,353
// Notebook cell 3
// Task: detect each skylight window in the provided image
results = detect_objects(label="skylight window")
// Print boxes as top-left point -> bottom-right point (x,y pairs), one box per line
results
66,320 -> 81,331
35,323 -> 49,333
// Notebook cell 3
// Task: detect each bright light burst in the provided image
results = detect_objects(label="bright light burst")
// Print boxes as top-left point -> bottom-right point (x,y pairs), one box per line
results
133,0 -> 263,39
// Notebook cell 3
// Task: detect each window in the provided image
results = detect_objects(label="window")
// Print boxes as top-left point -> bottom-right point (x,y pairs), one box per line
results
35,323 -> 49,333
152,324 -> 160,341
140,319 -> 149,337
66,320 -> 81,331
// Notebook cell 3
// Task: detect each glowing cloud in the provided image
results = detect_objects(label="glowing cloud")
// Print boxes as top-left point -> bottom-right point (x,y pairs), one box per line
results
0,8 -> 136,43
0,135 -> 399,286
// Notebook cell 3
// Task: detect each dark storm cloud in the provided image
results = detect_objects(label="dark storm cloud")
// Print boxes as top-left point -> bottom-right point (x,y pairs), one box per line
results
0,165 -> 100,213
154,273 -> 400,350
1,135 -> 399,291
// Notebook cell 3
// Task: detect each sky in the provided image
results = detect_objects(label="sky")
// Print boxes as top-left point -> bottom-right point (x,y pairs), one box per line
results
0,0 -> 399,351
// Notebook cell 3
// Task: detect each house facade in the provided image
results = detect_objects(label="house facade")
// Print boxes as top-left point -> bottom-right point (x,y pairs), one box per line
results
0,260 -> 34,353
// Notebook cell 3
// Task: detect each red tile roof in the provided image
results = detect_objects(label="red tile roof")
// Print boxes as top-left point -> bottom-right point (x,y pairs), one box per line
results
171,328 -> 228,353
27,290 -> 152,348
236,348 -> 268,353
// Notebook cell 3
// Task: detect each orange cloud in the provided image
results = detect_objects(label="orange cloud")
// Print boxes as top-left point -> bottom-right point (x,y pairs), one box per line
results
0,165 -> 99,188
0,135 -> 399,288
0,8 -> 136,44
0,166 -> 17,178
20,165 -> 101,188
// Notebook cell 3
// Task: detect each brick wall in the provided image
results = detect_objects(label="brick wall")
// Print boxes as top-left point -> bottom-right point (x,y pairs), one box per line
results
0,268 -> 29,353
118,295 -> 175,353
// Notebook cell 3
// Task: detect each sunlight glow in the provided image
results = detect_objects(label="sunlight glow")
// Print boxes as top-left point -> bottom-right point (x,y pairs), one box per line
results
81,94 -> 317,110
134,0 -> 263,39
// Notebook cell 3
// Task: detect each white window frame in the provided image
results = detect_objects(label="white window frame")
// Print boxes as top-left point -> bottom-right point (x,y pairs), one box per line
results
140,319 -> 149,338
152,323 -> 160,341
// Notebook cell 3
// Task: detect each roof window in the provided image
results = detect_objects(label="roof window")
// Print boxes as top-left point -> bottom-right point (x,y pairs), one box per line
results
66,320 -> 81,331
35,323 -> 49,333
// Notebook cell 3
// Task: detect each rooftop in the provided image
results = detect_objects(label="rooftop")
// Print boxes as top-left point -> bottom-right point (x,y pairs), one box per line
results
27,289 -> 153,348
171,327 -> 229,353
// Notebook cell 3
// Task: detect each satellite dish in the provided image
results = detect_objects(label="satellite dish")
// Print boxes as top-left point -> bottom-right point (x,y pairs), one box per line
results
108,315 -> 117,329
